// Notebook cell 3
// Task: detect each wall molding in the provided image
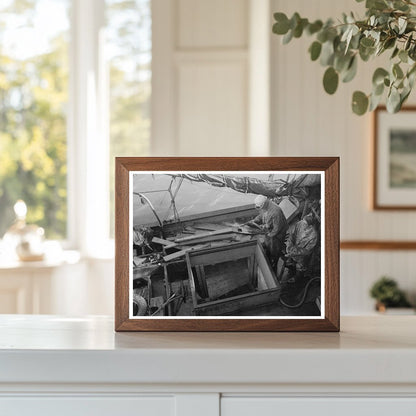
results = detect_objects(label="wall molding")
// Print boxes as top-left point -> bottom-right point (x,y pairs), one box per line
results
340,241 -> 416,250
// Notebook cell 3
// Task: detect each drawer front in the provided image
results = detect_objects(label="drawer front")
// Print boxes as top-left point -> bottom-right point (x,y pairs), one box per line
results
222,397 -> 416,416
0,396 -> 174,416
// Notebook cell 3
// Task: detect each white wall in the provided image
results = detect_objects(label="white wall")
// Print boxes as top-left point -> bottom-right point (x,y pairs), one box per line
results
270,0 -> 416,313
54,0 -> 416,316
152,0 -> 254,156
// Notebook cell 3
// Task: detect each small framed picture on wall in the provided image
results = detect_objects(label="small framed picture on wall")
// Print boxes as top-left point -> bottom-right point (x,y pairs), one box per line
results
374,106 -> 416,209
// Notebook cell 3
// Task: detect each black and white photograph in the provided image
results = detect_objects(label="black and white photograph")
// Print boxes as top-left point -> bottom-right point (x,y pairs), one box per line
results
129,171 -> 324,318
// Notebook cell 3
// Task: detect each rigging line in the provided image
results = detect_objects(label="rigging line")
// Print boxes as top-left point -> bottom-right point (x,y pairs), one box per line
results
133,189 -> 171,194
171,176 -> 184,224
133,192 -> 164,230
165,176 -> 184,225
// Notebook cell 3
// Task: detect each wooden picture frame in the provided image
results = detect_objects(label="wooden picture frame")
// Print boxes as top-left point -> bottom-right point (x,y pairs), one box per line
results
115,157 -> 339,331
373,106 -> 416,210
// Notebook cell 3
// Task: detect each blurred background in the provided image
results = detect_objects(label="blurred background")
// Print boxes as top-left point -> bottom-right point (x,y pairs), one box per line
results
0,0 -> 415,316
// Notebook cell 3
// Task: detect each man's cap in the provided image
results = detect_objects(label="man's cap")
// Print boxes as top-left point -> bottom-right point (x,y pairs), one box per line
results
254,195 -> 268,209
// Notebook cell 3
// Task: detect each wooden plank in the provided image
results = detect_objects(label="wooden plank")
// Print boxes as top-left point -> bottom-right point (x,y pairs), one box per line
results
195,222 -> 253,235
174,228 -> 233,243
164,243 -> 196,250
176,233 -> 235,245
195,265 -> 209,299
185,252 -> 198,312
192,223 -> 225,231
248,254 -> 256,288
194,287 -> 281,316
163,263 -> 173,316
205,259 -> 250,300
189,241 -> 257,266
152,236 -> 176,246
340,240 -> 416,250
158,204 -> 256,228
163,249 -> 191,262
255,243 -> 278,289
150,296 -> 165,316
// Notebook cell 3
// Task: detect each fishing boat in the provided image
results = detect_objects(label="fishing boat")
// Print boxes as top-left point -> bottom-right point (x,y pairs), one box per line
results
132,173 -> 321,317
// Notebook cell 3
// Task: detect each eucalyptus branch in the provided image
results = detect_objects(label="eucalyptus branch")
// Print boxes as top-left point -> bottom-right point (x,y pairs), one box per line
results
272,0 -> 416,115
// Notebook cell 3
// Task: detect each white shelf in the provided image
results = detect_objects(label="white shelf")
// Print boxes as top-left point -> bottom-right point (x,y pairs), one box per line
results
0,315 -> 416,388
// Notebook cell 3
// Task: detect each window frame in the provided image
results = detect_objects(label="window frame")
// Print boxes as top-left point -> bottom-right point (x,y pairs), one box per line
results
67,0 -> 111,257
0,0 -> 152,258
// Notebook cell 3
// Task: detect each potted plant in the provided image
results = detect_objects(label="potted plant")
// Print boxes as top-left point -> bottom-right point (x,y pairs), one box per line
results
369,276 -> 413,313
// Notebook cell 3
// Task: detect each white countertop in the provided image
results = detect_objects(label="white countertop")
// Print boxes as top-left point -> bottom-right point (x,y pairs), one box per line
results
0,315 -> 415,387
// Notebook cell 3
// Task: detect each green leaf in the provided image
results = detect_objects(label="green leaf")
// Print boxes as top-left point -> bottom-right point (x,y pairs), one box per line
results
273,13 -> 290,35
391,47 -> 399,59
334,52 -> 352,73
290,12 -> 301,30
366,0 -> 388,10
386,87 -> 401,113
360,37 -> 375,48
369,92 -> 383,111
374,82 -> 385,96
307,20 -> 323,35
405,34 -> 413,51
282,29 -> 293,44
409,45 -> 416,61
309,41 -> 322,61
293,18 -> 308,38
383,37 -> 396,50
341,25 -> 359,53
342,56 -> 358,83
350,32 -> 361,49
408,63 -> 416,78
359,44 -> 375,61
320,40 -> 335,66
393,0 -> 410,11
399,49 -> 408,63
393,63 -> 404,79
372,67 -> 389,86
400,87 -> 411,106
352,91 -> 369,115
323,67 -> 339,94
317,30 -> 328,43
398,17 -> 407,34
408,67 -> 416,88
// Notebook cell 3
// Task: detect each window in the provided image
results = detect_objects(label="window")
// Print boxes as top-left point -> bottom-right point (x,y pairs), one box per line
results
106,0 -> 151,237
0,0 -> 70,239
0,0 -> 151,252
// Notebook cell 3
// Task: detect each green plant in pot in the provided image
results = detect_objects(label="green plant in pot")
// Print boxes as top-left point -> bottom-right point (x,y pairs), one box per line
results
369,276 -> 412,311
272,0 -> 416,115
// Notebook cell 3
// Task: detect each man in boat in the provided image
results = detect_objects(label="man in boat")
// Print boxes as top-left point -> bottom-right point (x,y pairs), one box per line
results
133,226 -> 154,255
248,195 -> 288,270
286,213 -> 318,283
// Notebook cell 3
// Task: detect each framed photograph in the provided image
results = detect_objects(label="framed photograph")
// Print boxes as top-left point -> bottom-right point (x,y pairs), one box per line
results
374,106 -> 416,209
115,157 -> 339,331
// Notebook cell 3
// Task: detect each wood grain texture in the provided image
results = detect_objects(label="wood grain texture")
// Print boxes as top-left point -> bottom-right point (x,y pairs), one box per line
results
373,106 -> 416,210
341,241 -> 416,250
115,157 -> 340,332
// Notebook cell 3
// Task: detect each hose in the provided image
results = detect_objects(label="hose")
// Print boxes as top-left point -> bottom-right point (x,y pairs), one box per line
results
279,277 -> 320,309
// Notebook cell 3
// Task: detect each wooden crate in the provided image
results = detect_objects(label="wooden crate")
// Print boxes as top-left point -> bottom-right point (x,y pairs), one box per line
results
185,240 -> 280,316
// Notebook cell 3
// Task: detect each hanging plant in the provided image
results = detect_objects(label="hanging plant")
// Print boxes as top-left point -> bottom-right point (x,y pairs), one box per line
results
272,0 -> 416,115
